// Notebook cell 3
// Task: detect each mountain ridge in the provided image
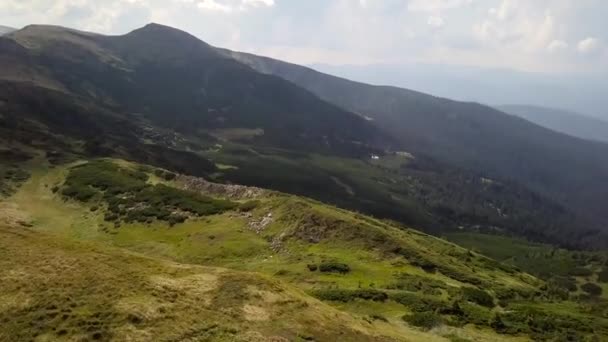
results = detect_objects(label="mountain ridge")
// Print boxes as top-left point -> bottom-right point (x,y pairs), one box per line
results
0,25 -> 15,36
498,104 -> 608,143
2,24 -> 393,156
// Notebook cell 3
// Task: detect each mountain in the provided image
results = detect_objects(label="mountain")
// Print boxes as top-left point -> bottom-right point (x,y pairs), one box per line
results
1,24 -> 607,249
2,23 -> 608,341
311,63 -> 608,121
0,25 -> 15,36
2,24 -> 390,157
498,105 -> 608,143
225,50 -> 608,244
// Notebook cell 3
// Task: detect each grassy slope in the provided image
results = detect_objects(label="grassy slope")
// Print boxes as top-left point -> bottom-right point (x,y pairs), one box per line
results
0,225 -> 417,342
3,157 -> 607,341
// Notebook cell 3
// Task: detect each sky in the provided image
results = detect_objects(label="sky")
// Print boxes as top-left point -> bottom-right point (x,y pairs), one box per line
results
1,0 -> 607,74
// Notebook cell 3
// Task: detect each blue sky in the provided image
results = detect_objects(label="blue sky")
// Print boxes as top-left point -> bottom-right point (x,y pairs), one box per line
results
1,0 -> 607,73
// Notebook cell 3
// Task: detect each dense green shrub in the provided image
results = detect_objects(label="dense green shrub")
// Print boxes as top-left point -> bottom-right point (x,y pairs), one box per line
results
402,311 -> 443,330
319,262 -> 350,274
390,273 -> 447,293
598,269 -> 608,283
312,288 -> 388,302
62,185 -> 96,201
154,169 -> 177,181
61,160 -> 237,225
390,292 -> 449,312
307,264 -> 318,272
549,276 -> 578,292
500,307 -> 594,338
581,283 -> 603,296
459,303 -> 492,325
462,287 -> 494,308
568,267 -> 593,277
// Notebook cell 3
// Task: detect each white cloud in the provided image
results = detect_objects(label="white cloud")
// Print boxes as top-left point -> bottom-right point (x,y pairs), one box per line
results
194,0 -> 274,13
577,37 -> 600,54
427,15 -> 444,28
242,0 -> 274,7
408,0 -> 473,12
197,0 -> 233,12
547,39 -> 568,52
490,0 -> 516,21
1,0 -> 607,73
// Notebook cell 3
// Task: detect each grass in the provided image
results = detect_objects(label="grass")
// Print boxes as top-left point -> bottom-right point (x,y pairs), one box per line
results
0,224 -> 423,342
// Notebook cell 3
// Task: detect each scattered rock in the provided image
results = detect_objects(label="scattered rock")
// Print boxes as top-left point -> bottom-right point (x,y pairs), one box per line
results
179,175 -> 265,200
248,212 -> 273,234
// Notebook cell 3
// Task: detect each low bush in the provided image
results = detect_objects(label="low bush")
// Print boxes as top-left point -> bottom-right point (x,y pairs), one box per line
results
154,169 -> 177,181
598,269 -> 608,283
462,287 -> 494,308
402,311 -> 443,330
307,264 -> 318,272
62,160 -> 237,225
319,262 -> 350,274
390,292 -> 449,312
312,288 -> 388,302
581,283 -> 602,296
568,267 -> 593,277
548,276 -> 578,292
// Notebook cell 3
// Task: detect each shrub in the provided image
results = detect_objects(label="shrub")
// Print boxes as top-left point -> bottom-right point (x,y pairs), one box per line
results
307,264 -> 318,272
62,160 -> 237,225
355,289 -> 389,301
154,169 -> 177,181
168,214 -> 187,226
390,292 -> 449,312
462,287 -> 494,308
549,276 -> 578,292
598,269 -> 608,283
568,267 -> 593,277
581,283 -> 603,296
402,312 -> 443,330
238,200 -> 260,212
319,262 -> 350,274
312,289 -> 388,302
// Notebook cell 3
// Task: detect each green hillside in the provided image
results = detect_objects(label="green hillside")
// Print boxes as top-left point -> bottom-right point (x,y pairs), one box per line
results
1,153 -> 607,341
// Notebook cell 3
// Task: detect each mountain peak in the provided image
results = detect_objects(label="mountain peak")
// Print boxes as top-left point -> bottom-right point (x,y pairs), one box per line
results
126,23 -> 208,45
111,22 -> 217,62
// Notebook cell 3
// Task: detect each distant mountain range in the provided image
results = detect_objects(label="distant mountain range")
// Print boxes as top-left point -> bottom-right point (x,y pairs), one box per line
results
312,63 -> 608,122
2,23 -> 608,248
0,25 -> 15,36
498,105 -> 608,143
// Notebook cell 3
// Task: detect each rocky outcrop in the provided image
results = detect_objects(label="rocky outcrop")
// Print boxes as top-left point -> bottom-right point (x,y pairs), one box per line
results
178,175 -> 265,200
